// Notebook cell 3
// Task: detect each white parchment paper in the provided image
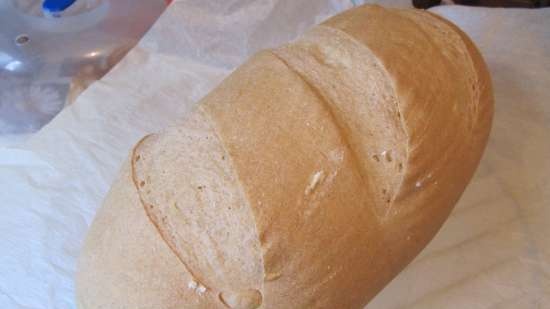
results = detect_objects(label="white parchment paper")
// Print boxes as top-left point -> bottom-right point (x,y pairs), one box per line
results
1,1 -> 548,308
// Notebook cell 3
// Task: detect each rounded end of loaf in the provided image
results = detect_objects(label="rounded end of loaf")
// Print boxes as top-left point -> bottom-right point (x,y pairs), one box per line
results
76,111 -> 265,309
75,160 -> 221,309
425,10 -> 495,151
324,3 -> 493,228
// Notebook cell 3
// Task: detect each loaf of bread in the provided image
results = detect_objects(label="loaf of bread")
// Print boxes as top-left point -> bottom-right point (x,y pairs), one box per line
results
76,5 -> 493,309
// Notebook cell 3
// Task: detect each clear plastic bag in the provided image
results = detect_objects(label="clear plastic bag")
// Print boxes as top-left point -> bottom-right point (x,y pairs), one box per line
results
0,0 -> 167,134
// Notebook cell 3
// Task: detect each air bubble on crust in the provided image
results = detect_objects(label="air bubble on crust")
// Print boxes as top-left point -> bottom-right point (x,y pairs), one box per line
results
187,280 -> 207,295
305,170 -> 325,195
197,285 -> 207,295
264,272 -> 282,281
383,150 -> 393,162
219,289 -> 263,309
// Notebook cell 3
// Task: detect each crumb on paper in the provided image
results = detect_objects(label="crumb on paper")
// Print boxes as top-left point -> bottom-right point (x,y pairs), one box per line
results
188,280 -> 198,290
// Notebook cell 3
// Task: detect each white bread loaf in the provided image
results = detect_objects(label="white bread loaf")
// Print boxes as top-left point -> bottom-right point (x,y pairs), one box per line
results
76,5 -> 493,309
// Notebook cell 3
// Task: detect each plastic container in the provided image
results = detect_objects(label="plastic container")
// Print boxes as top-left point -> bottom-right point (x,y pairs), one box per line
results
0,0 -> 167,134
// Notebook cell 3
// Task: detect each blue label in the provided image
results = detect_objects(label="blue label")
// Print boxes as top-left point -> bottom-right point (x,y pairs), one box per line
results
42,0 -> 78,13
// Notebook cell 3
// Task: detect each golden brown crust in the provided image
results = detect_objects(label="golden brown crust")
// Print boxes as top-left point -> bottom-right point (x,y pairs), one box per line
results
272,25 -> 408,217
324,5 -> 493,274
76,5 -> 493,309
201,51 -> 391,308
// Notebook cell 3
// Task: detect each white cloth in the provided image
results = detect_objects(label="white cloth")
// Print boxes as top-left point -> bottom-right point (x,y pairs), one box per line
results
0,1 -> 548,308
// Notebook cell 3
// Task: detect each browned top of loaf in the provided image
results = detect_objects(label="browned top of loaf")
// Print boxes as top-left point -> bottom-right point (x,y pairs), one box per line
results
75,5 -> 493,309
